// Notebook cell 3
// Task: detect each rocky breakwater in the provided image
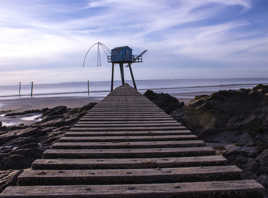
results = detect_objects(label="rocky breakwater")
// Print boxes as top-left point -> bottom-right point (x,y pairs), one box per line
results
144,90 -> 184,115
182,84 -> 268,191
0,102 -> 96,191
144,85 -> 268,194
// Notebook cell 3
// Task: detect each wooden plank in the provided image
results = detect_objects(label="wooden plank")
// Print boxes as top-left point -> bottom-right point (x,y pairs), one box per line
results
79,118 -> 175,121
18,166 -> 242,185
69,126 -> 187,131
64,130 -> 192,137
89,109 -> 163,112
76,120 -> 178,124
43,147 -> 215,159
52,140 -> 205,149
73,123 -> 181,128
1,180 -> 264,198
90,107 -> 160,110
81,116 -> 173,119
58,135 -> 198,142
32,156 -> 228,170
85,112 -> 169,116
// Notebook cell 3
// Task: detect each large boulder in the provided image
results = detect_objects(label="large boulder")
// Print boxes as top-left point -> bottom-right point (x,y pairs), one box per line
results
0,170 -> 21,192
144,90 -> 184,114
183,84 -> 268,134
256,149 -> 268,174
0,102 -> 97,170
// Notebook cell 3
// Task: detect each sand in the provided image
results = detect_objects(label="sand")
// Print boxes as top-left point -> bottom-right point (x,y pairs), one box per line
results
0,96 -> 102,112
0,90 -> 209,112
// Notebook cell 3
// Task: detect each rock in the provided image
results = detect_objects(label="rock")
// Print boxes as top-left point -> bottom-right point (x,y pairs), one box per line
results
144,90 -> 184,114
1,154 -> 27,169
3,136 -> 36,147
183,84 -> 268,134
5,109 -> 41,117
257,174 -> 268,189
0,102 -> 96,171
0,127 -> 41,146
224,145 -> 258,158
0,133 -> 16,145
170,109 -> 184,122
0,170 -> 22,192
1,147 -> 43,169
39,118 -> 65,127
11,148 -> 42,158
14,127 -> 39,137
41,106 -> 68,122
256,149 -> 268,174
43,106 -> 67,117
79,103 -> 97,114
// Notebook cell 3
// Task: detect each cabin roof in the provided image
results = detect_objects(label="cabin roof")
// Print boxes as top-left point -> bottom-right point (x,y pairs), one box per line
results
112,46 -> 132,50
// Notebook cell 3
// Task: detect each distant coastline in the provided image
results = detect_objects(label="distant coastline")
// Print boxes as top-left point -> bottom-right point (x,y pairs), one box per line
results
1,78 -> 268,100
0,96 -> 101,112
1,78 -> 268,111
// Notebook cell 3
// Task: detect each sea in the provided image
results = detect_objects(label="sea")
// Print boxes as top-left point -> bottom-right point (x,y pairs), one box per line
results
0,78 -> 268,100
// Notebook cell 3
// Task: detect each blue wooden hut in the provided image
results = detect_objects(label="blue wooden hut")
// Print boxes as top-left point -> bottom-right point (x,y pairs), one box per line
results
111,46 -> 133,63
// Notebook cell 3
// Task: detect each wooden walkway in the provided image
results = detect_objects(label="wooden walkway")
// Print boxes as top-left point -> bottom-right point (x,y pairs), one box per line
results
0,85 -> 264,197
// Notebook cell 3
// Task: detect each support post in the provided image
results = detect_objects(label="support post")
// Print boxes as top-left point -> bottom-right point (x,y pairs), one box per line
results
119,63 -> 125,85
111,63 -> 114,92
128,63 -> 137,90
19,82 -> 21,96
30,81 -> 34,98
87,80 -> 90,96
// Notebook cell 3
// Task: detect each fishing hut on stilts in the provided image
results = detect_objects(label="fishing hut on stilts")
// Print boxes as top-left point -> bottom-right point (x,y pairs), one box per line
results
83,42 -> 147,92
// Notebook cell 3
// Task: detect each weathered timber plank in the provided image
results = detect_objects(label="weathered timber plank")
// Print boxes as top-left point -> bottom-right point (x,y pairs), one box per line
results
76,120 -> 178,124
43,147 -> 215,159
52,140 -> 205,149
32,155 -> 228,170
64,130 -> 191,136
82,115 -> 173,119
79,117 -> 175,121
69,126 -> 187,131
73,123 -> 181,128
85,112 -> 169,115
89,109 -> 164,112
58,135 -> 198,142
18,166 -> 242,185
0,180 -> 264,198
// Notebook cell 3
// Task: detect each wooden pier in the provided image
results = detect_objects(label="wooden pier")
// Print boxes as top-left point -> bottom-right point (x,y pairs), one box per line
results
0,85 -> 264,197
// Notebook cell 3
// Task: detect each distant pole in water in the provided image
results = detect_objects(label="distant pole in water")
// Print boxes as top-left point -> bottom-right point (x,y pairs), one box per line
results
18,82 -> 22,96
87,80 -> 90,96
30,81 -> 34,97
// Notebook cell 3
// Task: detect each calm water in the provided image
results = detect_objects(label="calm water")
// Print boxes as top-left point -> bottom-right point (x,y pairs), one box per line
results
0,78 -> 268,99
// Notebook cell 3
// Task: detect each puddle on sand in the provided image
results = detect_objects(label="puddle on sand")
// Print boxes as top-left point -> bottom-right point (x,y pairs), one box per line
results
0,113 -> 42,127
21,114 -> 42,121
1,121 -> 20,127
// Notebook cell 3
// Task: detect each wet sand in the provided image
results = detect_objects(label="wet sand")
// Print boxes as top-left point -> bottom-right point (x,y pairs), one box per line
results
0,90 -> 209,112
0,96 -> 102,112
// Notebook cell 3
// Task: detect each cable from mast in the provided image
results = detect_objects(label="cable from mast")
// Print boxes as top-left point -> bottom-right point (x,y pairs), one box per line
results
82,41 -> 111,67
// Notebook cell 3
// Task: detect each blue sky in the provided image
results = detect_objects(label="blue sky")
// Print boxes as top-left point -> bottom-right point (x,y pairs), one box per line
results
0,0 -> 268,84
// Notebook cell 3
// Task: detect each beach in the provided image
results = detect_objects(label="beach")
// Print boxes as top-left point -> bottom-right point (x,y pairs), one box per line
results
0,94 -> 195,113
0,96 -> 102,112
1,78 -> 267,112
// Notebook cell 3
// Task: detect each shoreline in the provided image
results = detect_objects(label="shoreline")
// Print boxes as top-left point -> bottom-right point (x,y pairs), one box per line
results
0,96 -> 102,112
0,94 -> 198,112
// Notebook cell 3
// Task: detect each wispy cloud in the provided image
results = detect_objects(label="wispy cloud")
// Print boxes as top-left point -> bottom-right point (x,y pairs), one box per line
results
0,0 -> 267,84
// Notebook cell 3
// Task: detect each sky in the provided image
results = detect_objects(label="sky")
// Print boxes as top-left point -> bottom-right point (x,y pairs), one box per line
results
0,0 -> 268,84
